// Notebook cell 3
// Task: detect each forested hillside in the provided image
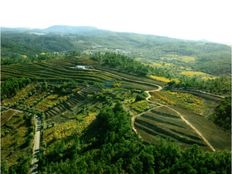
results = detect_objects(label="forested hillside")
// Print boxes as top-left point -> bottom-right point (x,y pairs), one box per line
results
1,26 -> 231,174
2,26 -> 231,75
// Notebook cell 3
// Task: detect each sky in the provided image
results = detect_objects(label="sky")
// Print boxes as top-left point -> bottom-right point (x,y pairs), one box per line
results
1,0 -> 232,44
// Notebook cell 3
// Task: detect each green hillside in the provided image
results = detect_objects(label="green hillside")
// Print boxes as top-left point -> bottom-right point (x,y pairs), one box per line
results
1,26 -> 231,174
2,26 -> 231,75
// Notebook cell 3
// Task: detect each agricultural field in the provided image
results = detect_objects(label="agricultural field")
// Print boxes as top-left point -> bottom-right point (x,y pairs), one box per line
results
1,59 -> 153,172
134,90 -> 230,151
180,70 -> 216,80
1,24 -> 231,173
1,53 -> 230,173
1,112 -> 34,172
135,106 -> 207,148
149,75 -> 171,83
160,54 -> 196,64
1,109 -> 22,126
172,106 -> 231,150
149,90 -> 217,116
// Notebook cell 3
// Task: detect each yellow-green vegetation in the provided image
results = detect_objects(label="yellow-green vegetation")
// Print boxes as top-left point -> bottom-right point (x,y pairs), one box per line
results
24,92 -> 47,107
147,62 -> 174,67
180,71 -> 216,79
150,91 -> 207,115
161,54 -> 196,63
44,112 -> 96,144
131,100 -> 150,113
179,56 -> 196,63
152,63 -> 163,67
2,84 -> 35,107
149,75 -> 171,83
1,113 -> 33,168
149,75 -> 179,83
35,94 -> 68,112
1,109 -> 22,126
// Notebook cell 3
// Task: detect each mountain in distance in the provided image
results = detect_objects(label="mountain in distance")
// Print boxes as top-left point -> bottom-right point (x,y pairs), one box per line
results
2,25 -> 105,34
1,25 -> 231,75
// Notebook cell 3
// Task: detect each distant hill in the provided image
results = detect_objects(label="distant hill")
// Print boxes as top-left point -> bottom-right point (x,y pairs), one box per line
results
42,25 -> 100,34
1,25 -> 231,75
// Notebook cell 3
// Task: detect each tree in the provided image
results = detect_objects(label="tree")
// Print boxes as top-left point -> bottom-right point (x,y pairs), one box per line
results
1,161 -> 9,174
213,96 -> 231,130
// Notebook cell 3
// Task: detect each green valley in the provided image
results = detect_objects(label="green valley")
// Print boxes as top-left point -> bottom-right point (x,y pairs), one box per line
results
1,26 -> 231,174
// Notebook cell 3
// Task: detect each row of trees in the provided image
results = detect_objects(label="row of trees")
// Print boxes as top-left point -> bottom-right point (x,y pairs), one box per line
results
92,52 -> 231,95
167,76 -> 231,95
39,103 -> 231,174
213,96 -> 231,130
1,77 -> 31,99
92,52 -> 152,76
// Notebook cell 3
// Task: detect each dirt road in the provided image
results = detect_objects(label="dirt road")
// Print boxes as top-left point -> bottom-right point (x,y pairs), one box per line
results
163,105 -> 216,151
131,84 -> 163,135
30,115 -> 41,174
132,84 -> 216,152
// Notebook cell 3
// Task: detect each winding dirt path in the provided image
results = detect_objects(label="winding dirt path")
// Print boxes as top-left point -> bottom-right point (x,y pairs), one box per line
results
131,84 -> 162,136
132,84 -> 216,152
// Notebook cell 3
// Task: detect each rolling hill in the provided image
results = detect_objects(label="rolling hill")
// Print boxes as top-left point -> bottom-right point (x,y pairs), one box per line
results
2,25 -> 231,75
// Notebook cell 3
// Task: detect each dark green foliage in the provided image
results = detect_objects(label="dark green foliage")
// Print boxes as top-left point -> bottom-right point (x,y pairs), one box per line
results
1,32 -> 74,60
92,52 -> 151,76
96,103 -> 133,144
213,97 -> 231,130
1,28 -> 231,173
1,77 -> 31,99
167,76 -> 231,95
39,104 -> 231,174
5,156 -> 32,174
2,29 -> 230,75
135,91 -> 148,101
1,161 -> 9,174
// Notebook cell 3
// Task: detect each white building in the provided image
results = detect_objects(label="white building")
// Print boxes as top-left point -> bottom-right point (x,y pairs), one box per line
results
76,65 -> 87,70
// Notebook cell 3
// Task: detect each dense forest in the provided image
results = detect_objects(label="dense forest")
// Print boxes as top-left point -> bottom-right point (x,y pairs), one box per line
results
213,97 -> 231,130
92,52 -> 151,76
166,76 -> 231,95
1,78 -> 31,99
38,103 -> 230,174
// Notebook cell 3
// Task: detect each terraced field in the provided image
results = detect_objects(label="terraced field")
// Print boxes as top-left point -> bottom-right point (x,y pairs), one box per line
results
135,106 -> 207,148
1,59 -> 160,91
1,56 -> 230,174
1,111 -> 34,170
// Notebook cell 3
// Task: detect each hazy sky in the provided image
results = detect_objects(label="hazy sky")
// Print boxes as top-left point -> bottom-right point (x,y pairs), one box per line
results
1,0 -> 232,44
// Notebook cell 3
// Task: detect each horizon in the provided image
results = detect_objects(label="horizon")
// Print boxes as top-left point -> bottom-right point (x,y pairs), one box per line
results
2,24 -> 231,46
1,0 -> 232,45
